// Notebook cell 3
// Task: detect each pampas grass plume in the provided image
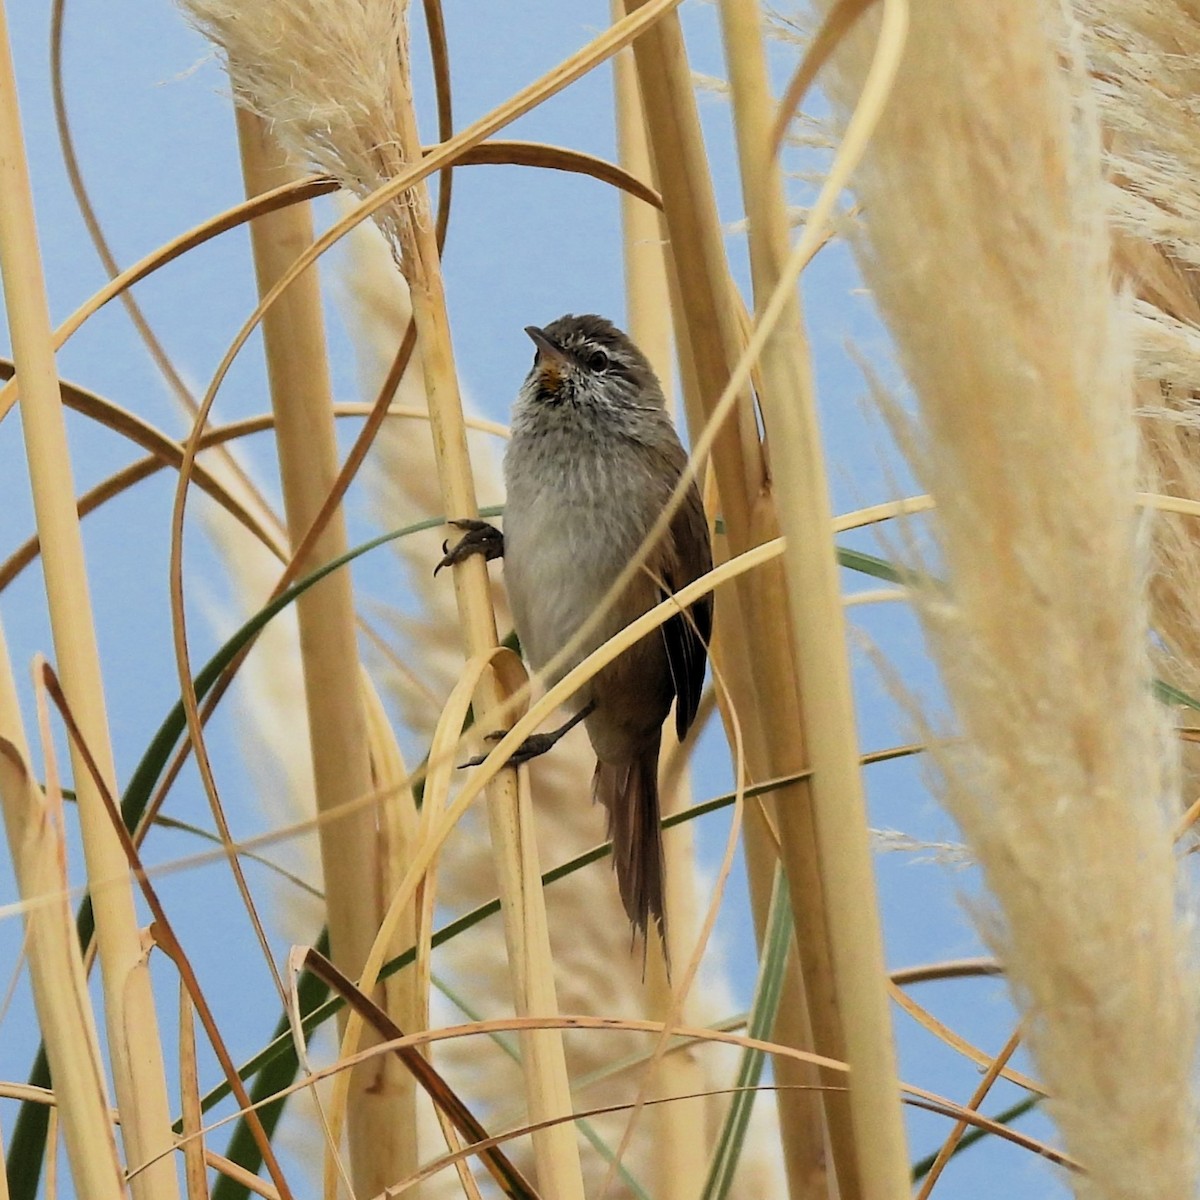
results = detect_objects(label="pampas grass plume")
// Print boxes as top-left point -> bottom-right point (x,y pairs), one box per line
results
816,3 -> 1199,1195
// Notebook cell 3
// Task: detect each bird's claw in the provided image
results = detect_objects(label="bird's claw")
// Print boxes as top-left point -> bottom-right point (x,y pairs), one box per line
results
434,519 -> 504,575
459,731 -> 558,770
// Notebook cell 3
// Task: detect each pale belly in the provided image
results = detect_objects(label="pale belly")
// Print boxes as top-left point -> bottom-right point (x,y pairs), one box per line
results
502,427 -> 676,758
505,503 -> 673,761
505,494 -> 630,682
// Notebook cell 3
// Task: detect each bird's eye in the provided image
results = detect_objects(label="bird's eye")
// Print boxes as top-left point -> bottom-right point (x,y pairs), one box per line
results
586,348 -> 610,372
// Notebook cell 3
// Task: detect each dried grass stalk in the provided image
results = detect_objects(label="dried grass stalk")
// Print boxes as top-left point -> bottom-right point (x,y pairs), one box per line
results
816,2 -> 1200,1194
612,30 -> 714,1198
621,2 -> 872,1194
0,624 -> 124,1200
0,6 -> 180,1196
234,109 -> 415,1197
718,2 -> 910,1196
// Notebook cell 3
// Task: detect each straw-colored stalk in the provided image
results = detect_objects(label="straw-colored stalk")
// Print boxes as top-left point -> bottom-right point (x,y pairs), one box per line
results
234,109 -> 417,1196
670,224 -> 828,1200
704,546 -> 826,1200
175,2 -> 586,1193
611,25 -> 712,1200
378,29 -> 586,1200
0,6 -> 181,1199
621,3 -> 874,1195
718,3 -> 911,1198
0,623 -> 124,1200
816,3 -> 1198,1195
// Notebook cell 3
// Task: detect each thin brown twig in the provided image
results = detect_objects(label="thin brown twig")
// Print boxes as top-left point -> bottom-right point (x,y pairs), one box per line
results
304,948 -> 541,1199
915,1022 -> 1025,1199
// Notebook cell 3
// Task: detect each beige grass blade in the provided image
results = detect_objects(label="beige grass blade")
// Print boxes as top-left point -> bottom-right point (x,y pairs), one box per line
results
768,0 -> 875,155
204,1153 -> 281,1200
611,17 -> 716,1200
621,1 -> 913,1193
0,1121 -> 9,1200
0,627 -> 124,1200
361,680 -> 424,1194
812,2 -> 1200,1196
886,985 -> 1042,1095
0,6 -> 180,1196
235,107 -> 414,1197
719,4 -> 911,1198
179,983 -> 212,1200
43,1109 -> 58,1200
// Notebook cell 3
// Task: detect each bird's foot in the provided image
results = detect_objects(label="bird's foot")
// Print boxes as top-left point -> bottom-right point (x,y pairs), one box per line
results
461,730 -> 560,769
460,701 -> 596,769
434,520 -> 504,575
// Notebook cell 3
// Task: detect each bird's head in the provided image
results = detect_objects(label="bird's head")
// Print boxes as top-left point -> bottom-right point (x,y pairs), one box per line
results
520,313 -> 664,412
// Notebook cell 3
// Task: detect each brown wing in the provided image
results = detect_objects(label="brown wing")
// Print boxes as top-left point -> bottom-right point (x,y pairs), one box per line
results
660,477 -> 713,742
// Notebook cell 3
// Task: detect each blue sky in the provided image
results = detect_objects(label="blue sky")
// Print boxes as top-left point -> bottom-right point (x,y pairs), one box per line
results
0,2 -> 1064,1196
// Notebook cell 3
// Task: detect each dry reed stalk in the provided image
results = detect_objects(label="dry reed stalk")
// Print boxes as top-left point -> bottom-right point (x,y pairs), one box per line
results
174,4 -> 586,1193
376,26 -> 586,1200
683,286 -> 829,1200
814,2 -> 1199,1195
613,36 -> 675,401
718,2 -> 911,1197
0,623 -> 124,1200
704,543 -> 826,1200
620,3 -> 876,1194
362,681 -> 425,1185
234,108 -> 418,1197
179,985 -> 211,1200
0,6 -> 181,1198
612,27 -> 712,1200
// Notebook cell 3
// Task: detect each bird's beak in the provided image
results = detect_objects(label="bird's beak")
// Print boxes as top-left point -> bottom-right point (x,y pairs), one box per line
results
525,325 -> 571,366
525,325 -> 572,393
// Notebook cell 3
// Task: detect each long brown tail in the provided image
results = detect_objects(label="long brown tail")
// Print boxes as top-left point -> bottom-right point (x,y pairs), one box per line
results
593,746 -> 666,954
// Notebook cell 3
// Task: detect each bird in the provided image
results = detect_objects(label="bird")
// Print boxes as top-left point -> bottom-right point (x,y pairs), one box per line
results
437,314 -> 713,952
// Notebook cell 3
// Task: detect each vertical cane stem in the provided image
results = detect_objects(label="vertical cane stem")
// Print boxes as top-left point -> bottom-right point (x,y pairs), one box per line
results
0,6 -> 180,1197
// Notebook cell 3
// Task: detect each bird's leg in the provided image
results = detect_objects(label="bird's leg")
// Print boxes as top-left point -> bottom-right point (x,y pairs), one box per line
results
462,699 -> 597,769
434,519 -> 504,575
